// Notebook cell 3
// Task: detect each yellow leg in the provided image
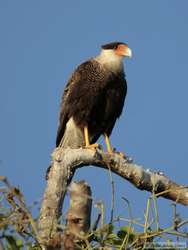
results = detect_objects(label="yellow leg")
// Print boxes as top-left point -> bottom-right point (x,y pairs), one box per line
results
84,126 -> 90,147
104,133 -> 113,154
104,133 -> 126,158
84,126 -> 98,150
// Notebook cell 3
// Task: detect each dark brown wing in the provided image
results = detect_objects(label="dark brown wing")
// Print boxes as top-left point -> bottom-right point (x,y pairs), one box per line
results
56,59 -> 106,146
56,59 -> 127,147
104,72 -> 127,136
56,69 -> 81,146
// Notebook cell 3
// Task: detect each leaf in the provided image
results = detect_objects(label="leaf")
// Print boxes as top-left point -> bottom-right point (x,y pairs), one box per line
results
107,233 -> 118,239
105,233 -> 122,246
117,226 -> 136,242
16,238 -> 24,248
5,235 -> 20,250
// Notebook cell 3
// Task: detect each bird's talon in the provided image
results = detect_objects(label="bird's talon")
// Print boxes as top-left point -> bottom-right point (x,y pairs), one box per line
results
107,148 -> 114,155
85,143 -> 99,150
117,151 -> 126,158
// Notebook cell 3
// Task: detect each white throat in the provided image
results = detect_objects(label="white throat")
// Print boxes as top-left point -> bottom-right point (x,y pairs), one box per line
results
95,49 -> 124,73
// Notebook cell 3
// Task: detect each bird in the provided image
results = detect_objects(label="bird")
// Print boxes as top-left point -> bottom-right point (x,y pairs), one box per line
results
56,42 -> 132,154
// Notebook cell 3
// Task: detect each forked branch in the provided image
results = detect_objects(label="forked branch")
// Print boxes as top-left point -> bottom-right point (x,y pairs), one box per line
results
38,147 -> 188,247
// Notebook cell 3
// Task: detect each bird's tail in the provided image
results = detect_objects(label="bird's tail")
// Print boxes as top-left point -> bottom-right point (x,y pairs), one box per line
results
59,117 -> 85,149
46,118 -> 85,180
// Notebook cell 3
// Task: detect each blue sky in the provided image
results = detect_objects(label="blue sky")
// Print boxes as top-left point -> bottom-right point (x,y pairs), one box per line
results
0,0 -> 188,229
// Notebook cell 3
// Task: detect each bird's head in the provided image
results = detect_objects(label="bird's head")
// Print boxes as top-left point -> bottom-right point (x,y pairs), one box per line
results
101,42 -> 132,59
96,42 -> 132,72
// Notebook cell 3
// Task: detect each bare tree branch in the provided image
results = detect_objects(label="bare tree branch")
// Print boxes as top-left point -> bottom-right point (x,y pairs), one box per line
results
0,241 -> 4,250
63,181 -> 92,250
38,147 -> 188,248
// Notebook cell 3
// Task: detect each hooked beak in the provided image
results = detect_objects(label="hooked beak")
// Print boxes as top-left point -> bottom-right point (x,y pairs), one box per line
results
123,47 -> 132,58
115,44 -> 132,58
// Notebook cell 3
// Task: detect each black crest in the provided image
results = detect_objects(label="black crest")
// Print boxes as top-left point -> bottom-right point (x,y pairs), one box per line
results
101,42 -> 126,50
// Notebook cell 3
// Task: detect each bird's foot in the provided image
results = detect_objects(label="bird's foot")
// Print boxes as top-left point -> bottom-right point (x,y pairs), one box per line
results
117,151 -> 126,158
85,143 -> 99,151
113,150 -> 127,159
106,148 -> 114,155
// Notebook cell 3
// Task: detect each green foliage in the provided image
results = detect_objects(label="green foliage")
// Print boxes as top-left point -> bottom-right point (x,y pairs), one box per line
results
0,176 -> 188,249
0,176 -> 41,249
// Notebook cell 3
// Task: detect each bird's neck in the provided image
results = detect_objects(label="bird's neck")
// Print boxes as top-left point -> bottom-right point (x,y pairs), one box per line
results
95,50 -> 124,74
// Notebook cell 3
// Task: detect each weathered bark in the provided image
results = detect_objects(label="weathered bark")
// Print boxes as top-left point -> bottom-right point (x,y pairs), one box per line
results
37,148 -> 71,248
63,181 -> 92,250
38,147 -> 188,248
0,241 -> 4,250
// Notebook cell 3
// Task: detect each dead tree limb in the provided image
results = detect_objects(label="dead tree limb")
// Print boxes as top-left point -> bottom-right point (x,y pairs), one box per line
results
0,241 -> 4,250
63,181 -> 92,250
38,147 -> 188,247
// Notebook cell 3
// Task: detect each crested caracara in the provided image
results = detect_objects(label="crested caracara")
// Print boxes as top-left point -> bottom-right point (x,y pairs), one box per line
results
56,42 -> 132,153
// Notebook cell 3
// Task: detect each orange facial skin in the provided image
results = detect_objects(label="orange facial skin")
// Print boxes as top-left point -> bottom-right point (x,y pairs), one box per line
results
115,44 -> 132,57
